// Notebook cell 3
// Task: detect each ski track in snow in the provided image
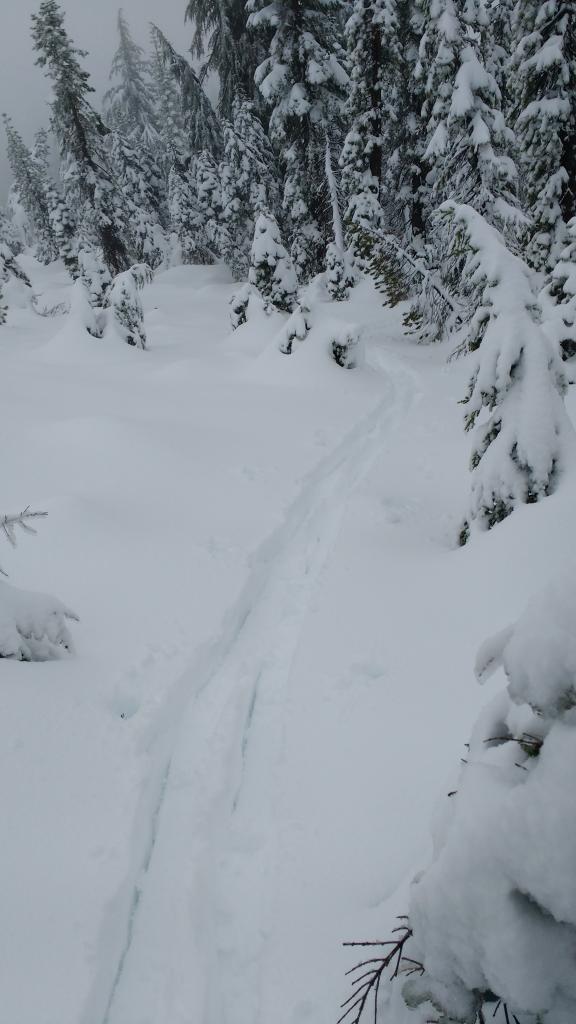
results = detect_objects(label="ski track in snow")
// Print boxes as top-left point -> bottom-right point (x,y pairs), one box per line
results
96,347 -> 417,1024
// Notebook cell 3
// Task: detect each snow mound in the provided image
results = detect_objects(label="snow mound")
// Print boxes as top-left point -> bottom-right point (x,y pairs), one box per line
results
403,573 -> 576,1023
0,579 -> 78,661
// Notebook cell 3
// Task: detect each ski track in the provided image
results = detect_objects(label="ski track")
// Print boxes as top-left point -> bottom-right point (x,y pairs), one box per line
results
95,349 -> 417,1024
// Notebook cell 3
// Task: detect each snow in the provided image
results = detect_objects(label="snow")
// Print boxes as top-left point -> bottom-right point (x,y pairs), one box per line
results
3,256 -> 576,1024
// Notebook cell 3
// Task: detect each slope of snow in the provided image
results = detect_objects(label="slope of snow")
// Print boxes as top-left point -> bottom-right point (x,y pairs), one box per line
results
1,258 -> 575,1024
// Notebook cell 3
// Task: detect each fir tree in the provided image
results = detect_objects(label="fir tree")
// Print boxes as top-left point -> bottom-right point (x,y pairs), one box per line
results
3,116 -> 58,263
150,25 -> 223,158
247,0 -> 348,280
341,0 -> 425,248
185,0 -> 265,119
150,39 -> 189,176
512,0 -> 576,270
104,10 -> 159,146
105,264 -> 153,349
419,0 -> 520,230
249,212 -> 298,312
31,0 -> 130,274
448,203 -> 569,541
549,216 -> 576,357
220,100 -> 279,280
109,132 -> 166,267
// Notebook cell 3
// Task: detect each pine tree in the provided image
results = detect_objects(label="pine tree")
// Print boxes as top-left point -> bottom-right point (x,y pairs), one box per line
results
220,100 -> 279,280
249,212 -> 298,312
512,0 -> 576,270
31,0 -> 130,274
185,0 -> 266,119
3,116 -> 58,263
104,10 -> 159,146
247,0 -> 348,281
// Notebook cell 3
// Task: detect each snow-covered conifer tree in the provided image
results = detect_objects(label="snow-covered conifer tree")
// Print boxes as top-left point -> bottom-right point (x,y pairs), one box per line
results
105,264 -> 153,349
31,0 -> 130,274
511,0 -> 576,270
185,0 -> 265,119
150,39 -> 189,176
445,204 -> 571,541
341,0 -> 425,245
150,25 -> 223,159
247,0 -> 348,280
3,116 -> 58,263
109,132 -> 166,267
104,10 -> 159,145
249,212 -> 298,313
549,216 -> 576,357
419,0 -> 520,230
220,101 -> 279,280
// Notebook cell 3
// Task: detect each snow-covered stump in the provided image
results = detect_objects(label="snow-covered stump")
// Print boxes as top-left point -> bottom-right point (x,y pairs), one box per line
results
105,263 -> 153,349
401,574 -> 576,1024
444,204 -> 573,543
249,212 -> 298,314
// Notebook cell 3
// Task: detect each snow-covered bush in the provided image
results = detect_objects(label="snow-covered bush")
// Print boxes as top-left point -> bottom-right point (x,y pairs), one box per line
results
229,283 -> 252,331
105,263 -> 153,349
0,581 -> 77,661
330,324 -> 363,369
70,278 -> 102,338
402,574 -> 576,1024
0,508 -> 78,661
78,247 -> 112,307
447,204 -> 572,543
249,212 -> 298,314
278,303 -> 311,355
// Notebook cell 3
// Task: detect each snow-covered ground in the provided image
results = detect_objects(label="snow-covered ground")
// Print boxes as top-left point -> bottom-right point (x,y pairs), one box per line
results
2,259 -> 575,1024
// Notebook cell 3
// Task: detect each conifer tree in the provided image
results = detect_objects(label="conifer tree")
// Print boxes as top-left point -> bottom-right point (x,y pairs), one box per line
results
104,10 -> 159,145
150,39 -> 189,176
512,0 -> 576,271
105,264 -> 153,349
109,132 -> 166,266
341,0 -> 425,248
150,25 -> 223,158
249,212 -> 298,313
31,0 -> 130,274
247,0 -> 348,281
3,117 -> 58,263
220,100 -> 279,279
419,0 -> 520,231
185,0 -> 265,119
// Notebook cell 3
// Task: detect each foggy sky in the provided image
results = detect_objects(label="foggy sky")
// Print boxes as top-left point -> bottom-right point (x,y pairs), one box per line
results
0,0 -> 188,199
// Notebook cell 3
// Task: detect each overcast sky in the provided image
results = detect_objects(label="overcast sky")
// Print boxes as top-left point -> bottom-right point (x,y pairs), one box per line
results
0,0 -> 187,199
